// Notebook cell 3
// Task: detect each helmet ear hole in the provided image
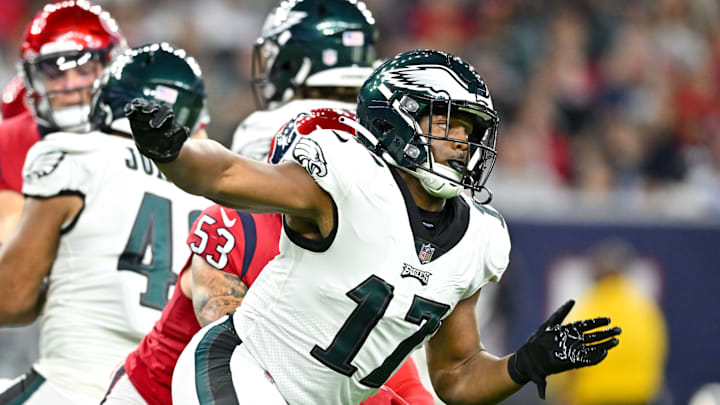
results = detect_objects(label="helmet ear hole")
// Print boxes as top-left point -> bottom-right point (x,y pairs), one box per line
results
372,119 -> 394,135
279,58 -> 299,75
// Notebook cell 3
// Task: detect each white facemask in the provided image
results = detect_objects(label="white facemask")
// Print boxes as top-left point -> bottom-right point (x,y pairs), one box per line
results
51,104 -> 91,132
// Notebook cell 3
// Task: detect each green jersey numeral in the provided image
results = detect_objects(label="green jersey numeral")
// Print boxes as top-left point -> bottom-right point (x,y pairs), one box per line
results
117,192 -> 176,310
312,276 -> 450,387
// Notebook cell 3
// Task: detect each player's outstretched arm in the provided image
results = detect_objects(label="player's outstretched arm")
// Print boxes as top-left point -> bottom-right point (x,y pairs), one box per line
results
189,254 -> 248,327
0,196 -> 82,325
427,294 -> 621,404
124,99 -> 332,230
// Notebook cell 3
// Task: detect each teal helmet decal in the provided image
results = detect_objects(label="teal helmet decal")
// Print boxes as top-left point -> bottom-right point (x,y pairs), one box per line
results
356,49 -> 499,202
90,42 -> 208,136
252,0 -> 379,108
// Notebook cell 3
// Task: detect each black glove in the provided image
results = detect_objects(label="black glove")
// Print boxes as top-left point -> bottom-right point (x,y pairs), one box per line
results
124,98 -> 189,163
507,299 -> 621,400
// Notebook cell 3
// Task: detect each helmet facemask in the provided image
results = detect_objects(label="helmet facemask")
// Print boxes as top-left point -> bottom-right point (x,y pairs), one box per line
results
416,97 -> 498,203
251,37 -> 282,109
372,91 -> 498,203
356,50 -> 500,204
22,48 -> 111,132
19,0 -> 126,132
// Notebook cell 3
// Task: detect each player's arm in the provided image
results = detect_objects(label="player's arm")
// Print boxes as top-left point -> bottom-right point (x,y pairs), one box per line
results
125,99 -> 334,237
426,290 -> 519,405
0,195 -> 83,325
189,254 -> 248,327
427,292 -> 622,404
0,190 -> 24,246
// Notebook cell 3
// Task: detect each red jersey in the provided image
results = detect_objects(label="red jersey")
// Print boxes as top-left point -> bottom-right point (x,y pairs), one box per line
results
0,111 -> 41,193
124,204 -> 433,405
125,206 -> 281,405
361,356 -> 432,405
1,75 -> 27,120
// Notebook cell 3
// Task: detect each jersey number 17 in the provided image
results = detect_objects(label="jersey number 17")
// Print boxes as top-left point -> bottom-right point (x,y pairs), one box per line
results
312,275 -> 450,387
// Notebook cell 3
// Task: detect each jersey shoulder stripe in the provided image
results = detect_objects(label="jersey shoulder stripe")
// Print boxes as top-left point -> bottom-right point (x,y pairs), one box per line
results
243,213 -> 282,287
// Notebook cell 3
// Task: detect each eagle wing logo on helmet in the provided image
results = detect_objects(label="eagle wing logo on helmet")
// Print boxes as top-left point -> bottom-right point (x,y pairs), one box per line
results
293,137 -> 328,178
381,65 -> 491,106
262,10 -> 308,38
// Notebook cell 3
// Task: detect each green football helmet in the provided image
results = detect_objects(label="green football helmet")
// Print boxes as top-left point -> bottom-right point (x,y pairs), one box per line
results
251,0 -> 379,109
355,49 -> 500,203
90,42 -> 208,136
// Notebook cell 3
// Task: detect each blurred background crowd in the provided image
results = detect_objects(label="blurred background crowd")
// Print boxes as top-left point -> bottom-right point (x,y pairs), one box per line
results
0,1 -> 719,404
2,0 -> 720,220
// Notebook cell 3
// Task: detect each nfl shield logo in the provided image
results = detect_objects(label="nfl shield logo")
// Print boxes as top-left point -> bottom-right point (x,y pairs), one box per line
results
155,85 -> 179,104
342,31 -> 365,47
419,243 -> 435,264
322,49 -> 338,66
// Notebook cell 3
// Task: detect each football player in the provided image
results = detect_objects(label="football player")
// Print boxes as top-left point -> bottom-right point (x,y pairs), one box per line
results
0,0 -> 126,246
127,48 -> 622,404
102,109 -> 432,405
103,2 -> 428,403
0,43 -> 210,404
231,0 -> 378,162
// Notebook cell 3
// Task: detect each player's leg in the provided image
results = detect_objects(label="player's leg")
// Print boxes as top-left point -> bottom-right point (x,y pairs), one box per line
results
228,343 -> 287,404
172,314 -> 286,405
173,315 -> 235,405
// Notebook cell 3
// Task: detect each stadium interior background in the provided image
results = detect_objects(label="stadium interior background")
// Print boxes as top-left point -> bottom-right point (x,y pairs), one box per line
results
1,0 -> 719,404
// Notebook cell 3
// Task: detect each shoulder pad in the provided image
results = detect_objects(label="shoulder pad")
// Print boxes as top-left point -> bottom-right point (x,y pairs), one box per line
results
22,135 -> 96,197
187,205 -> 242,272
268,108 -> 356,164
39,132 -> 105,154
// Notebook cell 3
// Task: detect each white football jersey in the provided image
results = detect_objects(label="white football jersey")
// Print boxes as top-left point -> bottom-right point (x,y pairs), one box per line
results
230,98 -> 355,161
22,131 -> 210,402
234,129 -> 511,404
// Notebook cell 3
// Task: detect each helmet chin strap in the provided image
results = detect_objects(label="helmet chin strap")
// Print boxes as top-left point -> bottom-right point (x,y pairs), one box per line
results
411,155 -> 464,199
51,104 -> 91,133
340,116 -> 464,199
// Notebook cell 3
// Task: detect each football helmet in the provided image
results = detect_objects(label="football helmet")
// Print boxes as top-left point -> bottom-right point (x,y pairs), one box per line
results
252,0 -> 379,109
90,43 -> 208,137
19,0 -> 126,131
355,49 -> 499,202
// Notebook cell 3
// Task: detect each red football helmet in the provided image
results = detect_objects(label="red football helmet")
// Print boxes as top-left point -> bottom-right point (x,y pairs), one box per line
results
1,75 -> 28,120
19,0 -> 126,131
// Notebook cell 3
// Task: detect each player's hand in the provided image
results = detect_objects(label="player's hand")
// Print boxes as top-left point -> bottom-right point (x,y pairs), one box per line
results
507,299 -> 621,400
124,98 -> 189,163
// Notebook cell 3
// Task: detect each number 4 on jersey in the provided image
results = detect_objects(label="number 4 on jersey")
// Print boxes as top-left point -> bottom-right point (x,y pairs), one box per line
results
117,192 -> 176,310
